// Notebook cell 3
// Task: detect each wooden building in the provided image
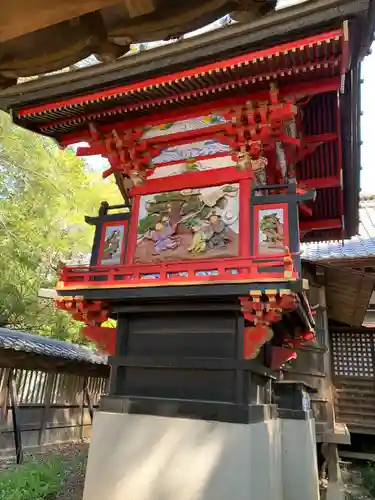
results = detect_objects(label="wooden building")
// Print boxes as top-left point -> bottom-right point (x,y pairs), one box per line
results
1,1 -> 375,499
302,196 -> 375,437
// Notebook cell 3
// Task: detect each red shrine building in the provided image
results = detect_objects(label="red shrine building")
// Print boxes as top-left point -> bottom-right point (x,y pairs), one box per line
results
1,1 -> 374,499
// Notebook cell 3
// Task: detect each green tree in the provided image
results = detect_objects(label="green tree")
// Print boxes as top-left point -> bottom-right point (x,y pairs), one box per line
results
0,111 -> 122,343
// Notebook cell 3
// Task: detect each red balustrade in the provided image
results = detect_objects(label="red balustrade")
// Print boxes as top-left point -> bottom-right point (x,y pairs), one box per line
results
57,254 -> 299,290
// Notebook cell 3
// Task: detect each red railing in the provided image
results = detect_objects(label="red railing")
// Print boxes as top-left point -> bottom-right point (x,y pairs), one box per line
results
57,254 -> 299,290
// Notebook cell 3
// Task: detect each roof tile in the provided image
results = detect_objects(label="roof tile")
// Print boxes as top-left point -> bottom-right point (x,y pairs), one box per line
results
0,328 -> 107,365
301,198 -> 375,261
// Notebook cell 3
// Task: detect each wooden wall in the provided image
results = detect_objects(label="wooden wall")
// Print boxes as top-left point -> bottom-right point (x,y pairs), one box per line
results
282,280 -> 335,441
331,328 -> 375,434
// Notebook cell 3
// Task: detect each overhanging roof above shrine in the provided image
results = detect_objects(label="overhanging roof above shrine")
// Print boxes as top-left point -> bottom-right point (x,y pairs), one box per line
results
11,29 -> 345,139
0,0 -> 373,243
0,0 -> 373,114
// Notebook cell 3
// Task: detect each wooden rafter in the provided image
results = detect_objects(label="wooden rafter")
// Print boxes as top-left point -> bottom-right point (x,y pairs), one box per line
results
0,0 -> 122,43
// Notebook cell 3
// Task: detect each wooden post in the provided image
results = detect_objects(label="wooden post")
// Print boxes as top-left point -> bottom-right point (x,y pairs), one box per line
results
8,369 -> 24,464
0,369 -> 10,424
318,284 -> 336,431
0,369 -> 10,450
80,376 -> 88,440
38,372 -> 55,446
83,378 -> 94,423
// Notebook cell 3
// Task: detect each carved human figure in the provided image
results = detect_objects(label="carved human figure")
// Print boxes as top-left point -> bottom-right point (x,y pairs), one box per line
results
260,213 -> 284,247
146,216 -> 180,254
206,213 -> 230,249
103,230 -> 121,258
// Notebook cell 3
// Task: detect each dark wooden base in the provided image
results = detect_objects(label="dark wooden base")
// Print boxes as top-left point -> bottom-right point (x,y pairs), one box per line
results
100,396 -> 278,424
57,279 -> 306,301
106,299 -> 278,423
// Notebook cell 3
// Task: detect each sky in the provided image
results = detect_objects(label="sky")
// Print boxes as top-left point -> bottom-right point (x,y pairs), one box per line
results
359,45 -> 374,195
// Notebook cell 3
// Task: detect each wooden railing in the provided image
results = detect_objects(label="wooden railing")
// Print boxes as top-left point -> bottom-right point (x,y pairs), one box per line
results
58,254 -> 299,289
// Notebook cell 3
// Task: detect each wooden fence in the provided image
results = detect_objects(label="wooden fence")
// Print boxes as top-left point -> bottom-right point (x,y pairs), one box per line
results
0,368 -> 108,458
0,328 -> 109,461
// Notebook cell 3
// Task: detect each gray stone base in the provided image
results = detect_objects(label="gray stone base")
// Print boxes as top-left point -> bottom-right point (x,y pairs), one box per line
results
83,411 -> 282,500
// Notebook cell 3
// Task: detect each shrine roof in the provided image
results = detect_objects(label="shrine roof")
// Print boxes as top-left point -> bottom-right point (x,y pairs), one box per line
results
0,328 -> 107,365
10,29 -> 344,139
302,197 -> 375,261
0,0 -> 373,117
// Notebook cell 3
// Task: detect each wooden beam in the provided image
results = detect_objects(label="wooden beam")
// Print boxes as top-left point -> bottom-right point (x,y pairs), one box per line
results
300,218 -> 342,232
339,450 -> 375,461
83,377 -> 94,422
124,0 -> 155,18
0,369 -> 10,429
301,176 -> 341,190
0,0 -> 121,43
8,369 -> 23,464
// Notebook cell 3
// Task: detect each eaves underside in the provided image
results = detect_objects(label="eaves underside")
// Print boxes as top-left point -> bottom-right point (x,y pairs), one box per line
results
0,0 -> 372,111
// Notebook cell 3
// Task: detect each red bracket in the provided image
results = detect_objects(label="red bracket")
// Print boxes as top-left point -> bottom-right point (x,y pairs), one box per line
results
270,346 -> 297,370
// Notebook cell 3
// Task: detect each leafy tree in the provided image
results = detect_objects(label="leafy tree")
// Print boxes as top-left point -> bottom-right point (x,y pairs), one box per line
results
0,111 -> 121,343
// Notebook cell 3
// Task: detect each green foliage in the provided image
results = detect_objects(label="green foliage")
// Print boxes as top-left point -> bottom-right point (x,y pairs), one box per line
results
0,111 -> 122,342
0,456 -> 65,500
361,464 -> 375,497
138,213 -> 159,235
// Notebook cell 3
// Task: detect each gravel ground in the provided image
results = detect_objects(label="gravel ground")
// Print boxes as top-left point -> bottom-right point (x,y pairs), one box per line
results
0,442 -> 89,500
54,443 -> 88,500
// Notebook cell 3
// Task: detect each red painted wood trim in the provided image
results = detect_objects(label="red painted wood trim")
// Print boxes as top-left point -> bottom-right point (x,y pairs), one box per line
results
299,218 -> 342,231
239,178 -> 251,258
82,326 -> 116,356
302,175 -> 341,190
61,97 -> 249,145
98,220 -> 128,265
19,30 -> 343,118
126,195 -> 140,265
58,77 -> 340,146
130,167 -> 251,196
40,59 -> 340,136
253,203 -> 290,256
303,133 -> 338,143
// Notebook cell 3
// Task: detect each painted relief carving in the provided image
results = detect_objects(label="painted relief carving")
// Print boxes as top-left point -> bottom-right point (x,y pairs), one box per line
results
135,184 -> 239,263
142,114 -> 229,139
151,140 -> 230,165
258,208 -> 285,254
100,224 -> 126,265
236,150 -> 268,194
148,156 -> 236,180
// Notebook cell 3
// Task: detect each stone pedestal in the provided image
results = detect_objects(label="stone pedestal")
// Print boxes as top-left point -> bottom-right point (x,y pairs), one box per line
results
83,410 -> 282,500
82,312 -> 321,500
275,381 -> 320,500
280,416 -> 320,500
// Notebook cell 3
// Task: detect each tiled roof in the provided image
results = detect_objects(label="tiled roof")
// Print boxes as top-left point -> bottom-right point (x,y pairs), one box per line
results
0,328 -> 107,365
302,197 -> 375,261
